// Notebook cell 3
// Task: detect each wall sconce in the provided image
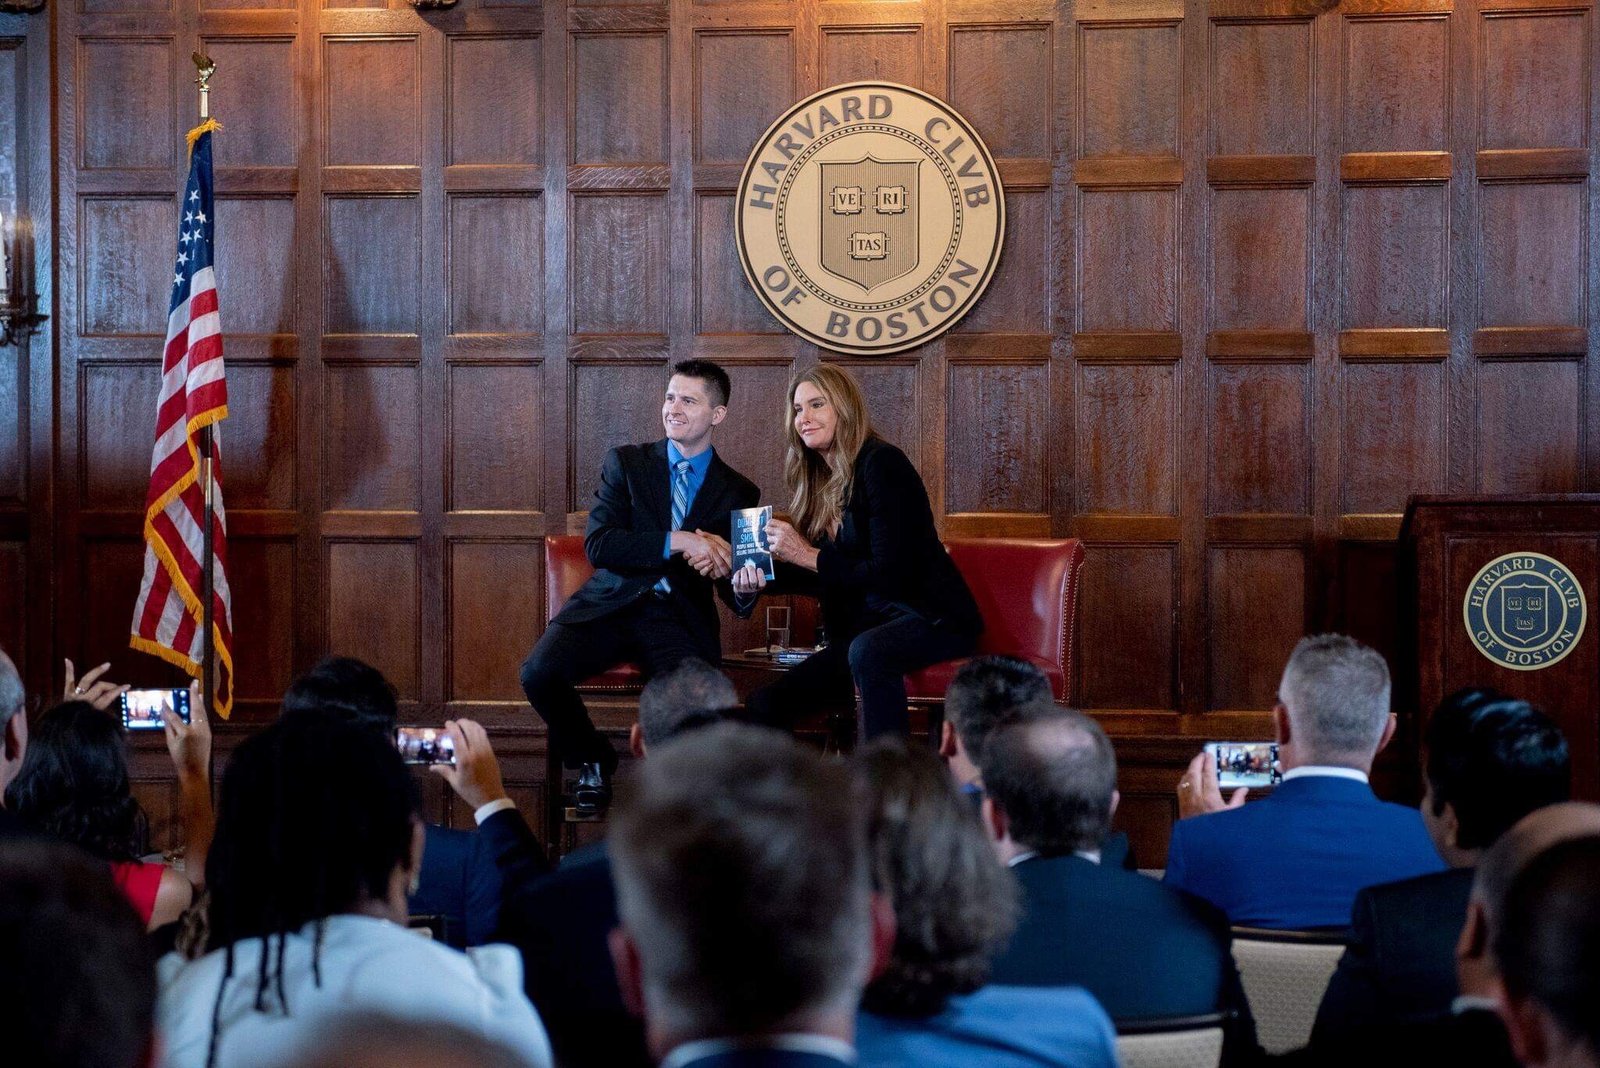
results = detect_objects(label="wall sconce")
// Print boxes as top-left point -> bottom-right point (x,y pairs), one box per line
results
0,211 -> 48,348
0,0 -> 47,14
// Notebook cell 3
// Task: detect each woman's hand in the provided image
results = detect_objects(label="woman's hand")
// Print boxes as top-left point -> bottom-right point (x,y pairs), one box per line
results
765,518 -> 820,571
731,561 -> 768,595
63,659 -> 129,711
163,680 -> 212,785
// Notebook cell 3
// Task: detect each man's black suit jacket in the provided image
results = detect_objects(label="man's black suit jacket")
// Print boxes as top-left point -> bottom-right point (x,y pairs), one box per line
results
1310,866 -> 1475,1043
409,810 -> 549,948
556,440 -> 760,645
990,855 -> 1259,1063
1277,1007 -> 1515,1068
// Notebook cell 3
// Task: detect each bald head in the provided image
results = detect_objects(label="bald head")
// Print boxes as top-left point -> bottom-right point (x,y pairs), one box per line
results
980,709 -> 1117,855
0,648 -> 22,728
1474,802 -> 1600,931
0,647 -> 26,797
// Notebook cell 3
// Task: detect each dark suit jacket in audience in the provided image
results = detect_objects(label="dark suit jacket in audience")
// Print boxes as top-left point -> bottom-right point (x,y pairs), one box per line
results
1276,1007 -> 1515,1068
668,1045 -> 854,1068
410,809 -> 548,948
496,843 -> 649,1068
989,854 -> 1258,1062
1311,867 -> 1475,1044
1164,775 -> 1446,929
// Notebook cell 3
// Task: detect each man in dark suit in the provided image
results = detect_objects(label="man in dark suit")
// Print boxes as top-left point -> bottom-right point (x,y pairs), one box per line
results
520,359 -> 758,812
498,658 -> 741,1068
1165,634 -> 1445,930
981,709 -> 1259,1063
280,657 -> 546,947
608,723 -> 890,1068
1311,693 -> 1569,1042
0,647 -> 28,838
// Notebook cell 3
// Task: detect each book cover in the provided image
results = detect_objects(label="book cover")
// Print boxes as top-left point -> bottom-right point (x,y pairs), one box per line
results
731,505 -> 775,580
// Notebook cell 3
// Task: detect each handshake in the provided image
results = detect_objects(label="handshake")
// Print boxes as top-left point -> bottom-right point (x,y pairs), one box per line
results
671,529 -> 735,578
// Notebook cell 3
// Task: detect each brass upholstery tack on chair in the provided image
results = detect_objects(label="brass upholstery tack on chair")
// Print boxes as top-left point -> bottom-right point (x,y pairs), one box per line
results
1115,1013 -> 1227,1068
1229,927 -> 1348,1055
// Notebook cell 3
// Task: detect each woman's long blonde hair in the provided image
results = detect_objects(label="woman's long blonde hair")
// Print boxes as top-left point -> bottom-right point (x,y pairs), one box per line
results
784,364 -> 874,542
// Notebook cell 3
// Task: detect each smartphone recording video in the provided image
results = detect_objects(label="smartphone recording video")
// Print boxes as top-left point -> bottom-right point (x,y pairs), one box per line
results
119,688 -> 191,731
396,726 -> 456,767
1207,741 -> 1281,790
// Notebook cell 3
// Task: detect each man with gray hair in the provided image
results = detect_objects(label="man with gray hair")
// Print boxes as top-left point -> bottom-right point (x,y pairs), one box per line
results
607,722 -> 891,1068
0,647 -> 28,836
1164,634 -> 1444,928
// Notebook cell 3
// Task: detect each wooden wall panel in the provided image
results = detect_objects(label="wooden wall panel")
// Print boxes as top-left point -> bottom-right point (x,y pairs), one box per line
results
696,194 -> 780,334
1210,188 -> 1309,330
447,195 -> 544,335
446,540 -> 543,704
1208,546 -> 1306,711
1479,183 -> 1585,327
80,198 -> 172,335
447,35 -> 541,166
227,539 -> 297,705
214,198 -> 298,334
1342,185 -> 1448,328
325,540 -> 420,698
947,25 -> 1053,158
447,364 -> 545,512
221,361 -> 298,511
203,37 -> 298,167
82,364 -> 163,508
571,34 -> 666,166
78,38 -> 175,170
945,362 -> 1048,515
1343,15 -> 1448,151
1078,189 -> 1178,331
819,26 -> 924,88
1480,12 -> 1588,149
1476,359 -> 1584,494
1078,545 -> 1177,710
324,197 -> 422,335
1076,363 -> 1177,515
694,31 -> 795,166
1210,20 -> 1312,156
569,195 -> 668,335
1207,363 -> 1310,515
836,360 -> 921,463
324,37 -> 421,166
956,189 -> 1051,333
1340,363 -> 1445,514
321,365 -> 420,510
1078,23 -> 1180,158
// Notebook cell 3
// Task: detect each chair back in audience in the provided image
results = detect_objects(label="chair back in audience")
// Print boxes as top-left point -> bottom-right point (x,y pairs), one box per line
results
1229,927 -> 1347,1054
1115,1014 -> 1226,1068
904,537 -> 1085,703
544,535 -> 643,691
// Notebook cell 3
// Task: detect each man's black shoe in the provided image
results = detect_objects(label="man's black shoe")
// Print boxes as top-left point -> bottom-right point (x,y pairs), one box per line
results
572,762 -> 612,814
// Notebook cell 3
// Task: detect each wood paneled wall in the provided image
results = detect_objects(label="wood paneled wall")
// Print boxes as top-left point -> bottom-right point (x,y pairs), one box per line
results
13,0 -> 1600,855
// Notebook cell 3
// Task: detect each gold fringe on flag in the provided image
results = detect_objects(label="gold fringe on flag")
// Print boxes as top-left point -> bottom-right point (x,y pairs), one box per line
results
185,117 -> 223,157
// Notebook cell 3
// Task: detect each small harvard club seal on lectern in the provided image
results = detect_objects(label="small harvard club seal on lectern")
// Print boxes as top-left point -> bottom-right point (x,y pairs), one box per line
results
1463,551 -> 1588,670
735,82 -> 1005,355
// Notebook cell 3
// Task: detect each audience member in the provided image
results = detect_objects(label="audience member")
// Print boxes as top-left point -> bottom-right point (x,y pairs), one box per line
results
5,692 -> 211,930
0,647 -> 26,836
1313,692 -> 1569,1040
851,739 -> 1117,1068
156,715 -> 552,1068
938,655 -> 1054,790
607,722 -> 890,1067
1495,836 -> 1600,1068
1165,634 -> 1444,929
497,657 -> 738,1068
980,710 -> 1258,1062
1281,802 -> 1600,1067
280,656 -> 545,946
0,837 -> 158,1068
274,1013 -> 537,1068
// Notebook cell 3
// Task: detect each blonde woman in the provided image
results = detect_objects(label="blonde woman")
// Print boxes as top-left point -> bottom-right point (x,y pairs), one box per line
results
733,365 -> 982,739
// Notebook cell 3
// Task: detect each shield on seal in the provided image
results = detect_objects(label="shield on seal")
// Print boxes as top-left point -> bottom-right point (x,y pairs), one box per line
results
1495,581 -> 1555,648
818,156 -> 920,293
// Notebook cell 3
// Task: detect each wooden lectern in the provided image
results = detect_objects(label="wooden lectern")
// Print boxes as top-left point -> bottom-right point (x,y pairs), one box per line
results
1401,495 -> 1600,799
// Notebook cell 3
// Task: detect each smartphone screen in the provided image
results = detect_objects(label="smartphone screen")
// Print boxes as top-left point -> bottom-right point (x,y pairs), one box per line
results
119,688 -> 191,731
1206,741 -> 1281,789
396,726 -> 456,766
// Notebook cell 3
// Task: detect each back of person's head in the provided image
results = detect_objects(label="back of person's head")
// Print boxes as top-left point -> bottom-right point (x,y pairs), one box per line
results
1277,634 -> 1392,763
0,645 -> 22,730
1495,835 -> 1600,1063
943,655 -> 1054,764
3,700 -> 146,861
670,358 -> 731,408
855,739 -> 1018,1018
279,656 -> 398,739
637,658 -> 738,747
1425,693 -> 1569,851
980,708 -> 1117,856
0,838 -> 157,1068
206,714 -> 419,953
1473,802 -> 1600,936
279,1013 -> 535,1068
609,722 -> 872,1040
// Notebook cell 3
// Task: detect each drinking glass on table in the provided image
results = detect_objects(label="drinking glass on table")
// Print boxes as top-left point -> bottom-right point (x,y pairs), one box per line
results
765,606 -> 791,653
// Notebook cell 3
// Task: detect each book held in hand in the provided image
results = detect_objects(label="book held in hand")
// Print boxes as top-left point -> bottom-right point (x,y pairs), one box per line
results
731,505 -> 775,580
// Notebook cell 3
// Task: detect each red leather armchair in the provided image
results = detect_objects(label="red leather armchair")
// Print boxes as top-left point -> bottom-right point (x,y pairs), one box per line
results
544,534 -> 643,691
904,537 -> 1085,706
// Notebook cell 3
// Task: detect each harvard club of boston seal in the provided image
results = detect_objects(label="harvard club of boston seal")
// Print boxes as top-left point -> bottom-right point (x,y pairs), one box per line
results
735,82 -> 1005,355
1463,551 -> 1587,671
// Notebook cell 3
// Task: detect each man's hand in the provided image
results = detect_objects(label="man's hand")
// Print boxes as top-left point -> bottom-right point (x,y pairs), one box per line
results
63,659 -> 130,711
731,561 -> 768,595
1176,750 -> 1247,819
163,680 -> 212,784
688,530 -> 734,578
430,718 -> 510,812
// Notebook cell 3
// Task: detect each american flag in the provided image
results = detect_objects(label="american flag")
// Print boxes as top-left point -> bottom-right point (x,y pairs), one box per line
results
130,123 -> 234,718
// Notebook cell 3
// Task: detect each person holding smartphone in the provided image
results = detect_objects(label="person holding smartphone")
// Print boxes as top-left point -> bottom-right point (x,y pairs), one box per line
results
4,675 -> 212,931
733,365 -> 983,741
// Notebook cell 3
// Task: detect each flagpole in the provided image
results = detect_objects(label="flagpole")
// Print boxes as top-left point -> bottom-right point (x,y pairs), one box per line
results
195,53 -> 216,715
